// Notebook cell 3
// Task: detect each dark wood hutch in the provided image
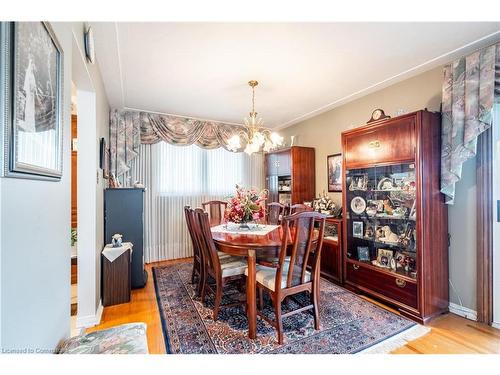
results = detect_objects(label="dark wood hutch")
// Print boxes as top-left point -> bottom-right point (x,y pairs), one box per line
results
341,110 -> 448,324
264,146 -> 315,205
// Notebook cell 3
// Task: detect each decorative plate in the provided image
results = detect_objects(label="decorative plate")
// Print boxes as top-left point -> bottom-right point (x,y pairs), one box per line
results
377,177 -> 396,190
350,196 -> 366,215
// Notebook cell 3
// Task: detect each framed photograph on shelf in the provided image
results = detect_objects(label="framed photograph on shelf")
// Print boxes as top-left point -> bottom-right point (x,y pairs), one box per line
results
1,22 -> 64,180
327,153 -> 342,192
349,174 -> 368,191
357,246 -> 370,262
352,221 -> 363,238
376,248 -> 393,268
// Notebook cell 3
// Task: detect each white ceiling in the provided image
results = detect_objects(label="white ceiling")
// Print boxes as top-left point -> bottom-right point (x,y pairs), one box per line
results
91,22 -> 500,129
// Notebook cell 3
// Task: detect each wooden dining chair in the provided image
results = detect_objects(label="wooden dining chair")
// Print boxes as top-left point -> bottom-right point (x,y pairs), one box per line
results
184,206 -> 204,296
252,211 -> 326,344
194,208 -> 248,321
202,200 -> 227,226
289,203 -> 314,215
266,202 -> 286,225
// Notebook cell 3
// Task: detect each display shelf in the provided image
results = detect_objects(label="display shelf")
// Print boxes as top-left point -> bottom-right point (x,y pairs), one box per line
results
349,236 -> 414,250
348,214 -> 416,221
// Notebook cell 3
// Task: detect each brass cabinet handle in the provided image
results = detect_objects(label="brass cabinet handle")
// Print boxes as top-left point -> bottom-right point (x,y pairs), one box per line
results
368,140 -> 381,148
352,264 -> 360,270
395,278 -> 406,288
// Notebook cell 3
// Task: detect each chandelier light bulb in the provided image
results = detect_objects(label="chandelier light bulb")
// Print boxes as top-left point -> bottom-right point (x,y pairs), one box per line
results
227,134 -> 241,152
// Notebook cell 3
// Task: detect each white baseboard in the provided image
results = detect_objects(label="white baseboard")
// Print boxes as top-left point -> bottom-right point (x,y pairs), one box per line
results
76,300 -> 103,328
492,322 -> 500,330
449,302 -> 477,321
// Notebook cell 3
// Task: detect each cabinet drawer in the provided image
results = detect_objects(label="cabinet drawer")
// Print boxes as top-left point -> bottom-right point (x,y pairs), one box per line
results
343,117 -> 415,168
346,262 -> 418,309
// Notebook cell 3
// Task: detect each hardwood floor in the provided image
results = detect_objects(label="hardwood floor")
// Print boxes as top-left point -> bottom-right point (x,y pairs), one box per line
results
88,259 -> 500,354
86,259 -> 189,354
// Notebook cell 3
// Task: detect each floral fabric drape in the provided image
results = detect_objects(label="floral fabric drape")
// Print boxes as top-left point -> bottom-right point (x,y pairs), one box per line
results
110,109 -> 247,177
440,43 -> 500,204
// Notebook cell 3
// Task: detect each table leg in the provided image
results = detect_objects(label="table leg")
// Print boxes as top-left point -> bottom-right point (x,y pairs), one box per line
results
246,249 -> 257,339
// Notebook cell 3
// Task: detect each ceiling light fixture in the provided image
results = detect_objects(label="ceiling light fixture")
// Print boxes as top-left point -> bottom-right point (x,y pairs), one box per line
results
227,80 -> 283,155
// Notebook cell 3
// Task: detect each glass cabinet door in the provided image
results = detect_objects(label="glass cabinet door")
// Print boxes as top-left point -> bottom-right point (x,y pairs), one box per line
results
345,162 -> 417,279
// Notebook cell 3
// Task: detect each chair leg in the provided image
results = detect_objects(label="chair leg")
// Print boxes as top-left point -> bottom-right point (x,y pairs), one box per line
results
195,262 -> 204,297
274,298 -> 284,345
200,270 -> 208,305
258,286 -> 264,310
213,282 -> 222,321
312,282 -> 321,330
191,260 -> 197,284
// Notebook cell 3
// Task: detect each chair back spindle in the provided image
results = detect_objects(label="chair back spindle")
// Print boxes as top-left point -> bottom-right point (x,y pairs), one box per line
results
289,203 -> 314,215
266,202 -> 286,225
202,200 -> 227,226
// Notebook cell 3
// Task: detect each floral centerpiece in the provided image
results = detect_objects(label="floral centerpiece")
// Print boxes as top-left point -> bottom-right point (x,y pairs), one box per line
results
224,185 -> 268,229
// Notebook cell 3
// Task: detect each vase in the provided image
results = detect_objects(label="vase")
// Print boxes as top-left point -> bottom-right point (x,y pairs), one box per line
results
112,237 -> 123,247
239,222 -> 251,230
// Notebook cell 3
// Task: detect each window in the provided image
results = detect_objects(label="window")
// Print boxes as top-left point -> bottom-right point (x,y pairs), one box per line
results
156,142 -> 250,196
130,141 -> 264,261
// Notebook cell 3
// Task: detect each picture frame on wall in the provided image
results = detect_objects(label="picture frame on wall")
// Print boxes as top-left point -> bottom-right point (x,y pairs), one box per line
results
99,137 -> 106,169
327,153 -> 342,192
103,147 -> 110,179
0,22 -> 64,180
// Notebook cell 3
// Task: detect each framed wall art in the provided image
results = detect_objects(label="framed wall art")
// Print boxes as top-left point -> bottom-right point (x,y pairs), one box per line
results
327,153 -> 342,192
1,22 -> 64,180
103,147 -> 110,179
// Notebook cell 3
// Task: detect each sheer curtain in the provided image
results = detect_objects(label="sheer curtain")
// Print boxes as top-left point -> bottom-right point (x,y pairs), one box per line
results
130,142 -> 264,262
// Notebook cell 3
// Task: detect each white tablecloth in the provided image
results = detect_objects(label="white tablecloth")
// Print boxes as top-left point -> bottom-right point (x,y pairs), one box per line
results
211,224 -> 280,236
102,242 -> 133,262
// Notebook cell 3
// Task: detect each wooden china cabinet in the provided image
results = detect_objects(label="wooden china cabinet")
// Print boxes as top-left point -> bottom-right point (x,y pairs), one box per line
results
264,146 -> 315,206
341,110 -> 448,324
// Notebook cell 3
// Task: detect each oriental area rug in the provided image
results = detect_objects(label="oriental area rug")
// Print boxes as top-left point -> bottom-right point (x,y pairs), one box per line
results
153,263 -> 429,354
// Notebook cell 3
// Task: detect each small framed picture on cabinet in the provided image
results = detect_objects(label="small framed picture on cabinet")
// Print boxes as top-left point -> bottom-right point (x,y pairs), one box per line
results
352,221 -> 363,238
357,246 -> 370,262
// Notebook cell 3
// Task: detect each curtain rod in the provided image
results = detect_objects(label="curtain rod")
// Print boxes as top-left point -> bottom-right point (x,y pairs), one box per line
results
122,106 -> 244,127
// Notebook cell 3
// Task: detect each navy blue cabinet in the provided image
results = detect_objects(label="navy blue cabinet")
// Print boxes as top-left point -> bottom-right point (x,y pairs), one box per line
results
104,188 -> 147,288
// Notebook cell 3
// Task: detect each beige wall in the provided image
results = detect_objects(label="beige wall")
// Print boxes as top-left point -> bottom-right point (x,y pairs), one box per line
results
280,66 -> 477,310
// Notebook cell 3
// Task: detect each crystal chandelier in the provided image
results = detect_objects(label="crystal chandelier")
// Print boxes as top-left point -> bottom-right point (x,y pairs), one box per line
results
227,80 -> 283,154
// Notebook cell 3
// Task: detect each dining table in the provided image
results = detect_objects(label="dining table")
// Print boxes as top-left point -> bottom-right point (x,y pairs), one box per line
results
211,223 -> 319,340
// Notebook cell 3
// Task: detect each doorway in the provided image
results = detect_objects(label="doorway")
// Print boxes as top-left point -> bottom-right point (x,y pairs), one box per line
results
71,31 -> 101,332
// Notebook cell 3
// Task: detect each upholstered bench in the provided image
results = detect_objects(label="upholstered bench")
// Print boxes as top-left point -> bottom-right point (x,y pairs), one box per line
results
56,322 -> 149,354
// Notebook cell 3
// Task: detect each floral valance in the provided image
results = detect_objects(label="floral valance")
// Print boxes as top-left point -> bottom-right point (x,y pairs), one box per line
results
440,43 -> 500,204
110,109 -> 247,177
